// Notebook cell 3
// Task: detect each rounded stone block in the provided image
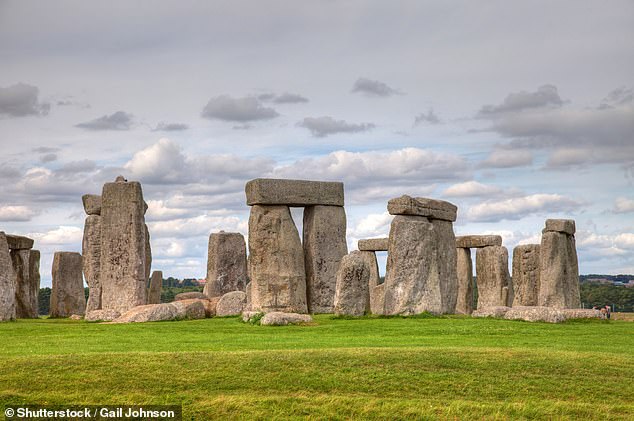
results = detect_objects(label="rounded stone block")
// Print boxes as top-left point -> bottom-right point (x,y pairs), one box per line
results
333,251 -> 371,316
50,252 -> 86,318
205,231 -> 248,298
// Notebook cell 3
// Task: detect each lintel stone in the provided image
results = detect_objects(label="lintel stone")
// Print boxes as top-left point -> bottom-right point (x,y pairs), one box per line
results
82,194 -> 102,215
456,235 -> 502,248
6,235 -> 34,250
543,219 -> 575,235
358,238 -> 388,251
387,195 -> 457,222
245,178 -> 344,206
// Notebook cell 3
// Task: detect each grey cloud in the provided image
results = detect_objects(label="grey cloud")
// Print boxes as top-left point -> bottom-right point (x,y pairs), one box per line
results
32,146 -> 60,153
40,153 -> 58,163
351,78 -> 402,97
0,165 -> 21,179
272,93 -> 309,104
479,148 -> 533,168
57,160 -> 97,175
232,123 -> 253,130
298,116 -> 375,137
414,109 -> 440,126
0,83 -> 50,117
201,95 -> 278,122
599,86 -> 633,109
153,122 -> 189,131
478,84 -> 564,116
75,111 -> 134,130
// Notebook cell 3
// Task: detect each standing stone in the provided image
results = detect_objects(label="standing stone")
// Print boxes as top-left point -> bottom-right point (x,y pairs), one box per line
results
383,215 -> 458,315
100,178 -> 148,313
204,232 -> 248,298
50,252 -> 86,317
475,246 -> 513,309
333,251 -> 371,316
0,232 -> 16,321
148,270 -> 163,304
539,219 -> 580,308
11,249 -> 40,318
359,250 -> 382,314
303,205 -> 348,313
370,283 -> 385,315
512,244 -> 541,307
144,224 -> 152,291
455,247 -> 474,314
248,205 -> 307,313
82,214 -> 102,312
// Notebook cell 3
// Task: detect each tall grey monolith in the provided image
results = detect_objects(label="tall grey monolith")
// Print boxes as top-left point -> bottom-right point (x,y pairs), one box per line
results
455,247 -> 474,314
83,214 -> 102,312
333,251 -> 371,316
50,252 -> 86,317
0,232 -> 17,321
204,231 -> 248,298
148,270 -> 162,304
12,249 -> 40,318
475,245 -> 513,308
512,244 -> 541,306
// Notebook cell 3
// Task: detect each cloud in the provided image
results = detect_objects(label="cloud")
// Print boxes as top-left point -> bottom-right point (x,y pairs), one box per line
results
29,226 -> 83,245
258,92 -> 309,104
201,95 -> 278,122
75,111 -> 134,130
56,160 -> 97,175
442,181 -> 503,198
32,146 -> 60,154
414,109 -> 440,126
613,197 -> 634,214
298,116 -> 375,137
39,153 -> 58,163
152,122 -> 189,131
351,77 -> 402,97
600,86 -> 633,109
145,200 -> 192,221
0,83 -> 50,117
0,205 -> 37,222
478,84 -> 564,116
479,148 -> 533,168
465,193 -> 580,222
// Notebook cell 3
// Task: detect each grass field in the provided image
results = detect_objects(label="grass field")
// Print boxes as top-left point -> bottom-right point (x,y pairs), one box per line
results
1,315 -> 633,420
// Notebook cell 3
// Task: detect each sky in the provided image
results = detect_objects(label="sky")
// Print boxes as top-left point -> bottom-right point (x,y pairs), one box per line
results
1,1 -> 633,287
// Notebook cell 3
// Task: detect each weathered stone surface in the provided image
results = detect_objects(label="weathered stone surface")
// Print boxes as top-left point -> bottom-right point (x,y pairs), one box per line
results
113,300 -> 206,323
475,246 -> 513,309
370,283 -> 385,315
144,224 -> 152,288
387,195 -> 457,222
171,299 -> 207,319
6,234 -> 34,250
83,215 -> 102,312
100,179 -> 148,313
82,194 -> 102,215
563,308 -> 603,319
504,306 -> 566,323
242,311 -> 263,323
12,249 -> 40,318
147,270 -> 162,304
50,252 -> 86,318
472,306 -> 511,318
69,314 -> 83,320
543,219 -> 576,235
216,291 -> 247,316
0,233 -> 17,321
260,312 -> 313,326
175,291 -> 207,301
248,205 -> 308,313
539,230 -> 580,309
203,297 -> 220,317
512,244 -> 541,307
455,247 -> 474,315
358,238 -> 388,251
246,178 -> 344,206
359,251 -> 380,289
204,231 -> 248,298
85,309 -> 120,322
383,216 -> 458,315
244,282 -> 252,311
333,251 -> 371,316
455,235 -> 502,249
303,205 -> 348,313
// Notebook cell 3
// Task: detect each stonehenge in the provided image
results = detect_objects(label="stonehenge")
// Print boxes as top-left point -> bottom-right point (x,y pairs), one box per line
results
204,231 -> 248,298
50,252 -> 86,318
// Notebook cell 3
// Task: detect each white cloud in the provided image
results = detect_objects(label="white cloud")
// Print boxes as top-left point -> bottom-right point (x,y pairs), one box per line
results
124,138 -> 186,184
479,148 -> 533,168
466,193 -> 580,222
29,226 -> 83,246
0,205 -> 37,222
442,181 -> 503,198
613,197 -> 634,214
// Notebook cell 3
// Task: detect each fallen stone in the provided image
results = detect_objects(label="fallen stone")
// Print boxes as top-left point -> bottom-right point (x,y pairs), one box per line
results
147,271 -> 162,304
455,247 -> 474,315
333,251 -> 371,316
69,314 -> 83,320
563,308 -> 604,319
50,252 -> 86,318
82,194 -> 102,215
455,235 -> 502,249
85,309 -> 121,322
543,219 -> 576,235
370,283 -> 385,315
203,297 -> 220,317
248,205 -> 308,313
0,233 -> 17,321
512,244 -> 540,307
303,205 -> 348,313
539,227 -> 580,309
82,215 -> 102,312
112,304 -> 178,323
12,249 -> 40,318
204,231 -> 248,298
216,291 -> 247,316
472,306 -> 511,318
260,312 -> 313,326
245,178 -> 344,206
6,234 -> 34,250
174,291 -> 208,301
387,195 -> 457,222
475,246 -> 513,309
504,306 -> 566,323
358,238 -> 388,251
242,311 -> 264,323
171,299 -> 207,320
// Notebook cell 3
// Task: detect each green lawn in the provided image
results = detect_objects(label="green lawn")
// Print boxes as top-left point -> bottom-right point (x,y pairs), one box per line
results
1,315 -> 633,420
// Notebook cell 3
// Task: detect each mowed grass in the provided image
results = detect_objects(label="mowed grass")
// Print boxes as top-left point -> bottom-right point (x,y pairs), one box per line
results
1,315 -> 633,420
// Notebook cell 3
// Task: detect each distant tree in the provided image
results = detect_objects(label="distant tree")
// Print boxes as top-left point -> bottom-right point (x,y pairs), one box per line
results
38,287 -> 51,316
580,283 -> 634,312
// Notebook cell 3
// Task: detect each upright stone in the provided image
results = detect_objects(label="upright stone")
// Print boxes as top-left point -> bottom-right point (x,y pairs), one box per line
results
539,219 -> 580,308
50,252 -> 86,317
82,214 -> 102,312
248,205 -> 307,313
100,177 -> 148,313
455,247 -> 474,314
28,250 -> 41,317
512,244 -> 541,306
12,249 -> 40,318
148,270 -> 163,304
333,251 -> 371,316
359,250 -> 382,314
144,224 -> 152,290
303,205 -> 348,313
204,232 -> 248,298
475,246 -> 513,309
0,233 -> 17,321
